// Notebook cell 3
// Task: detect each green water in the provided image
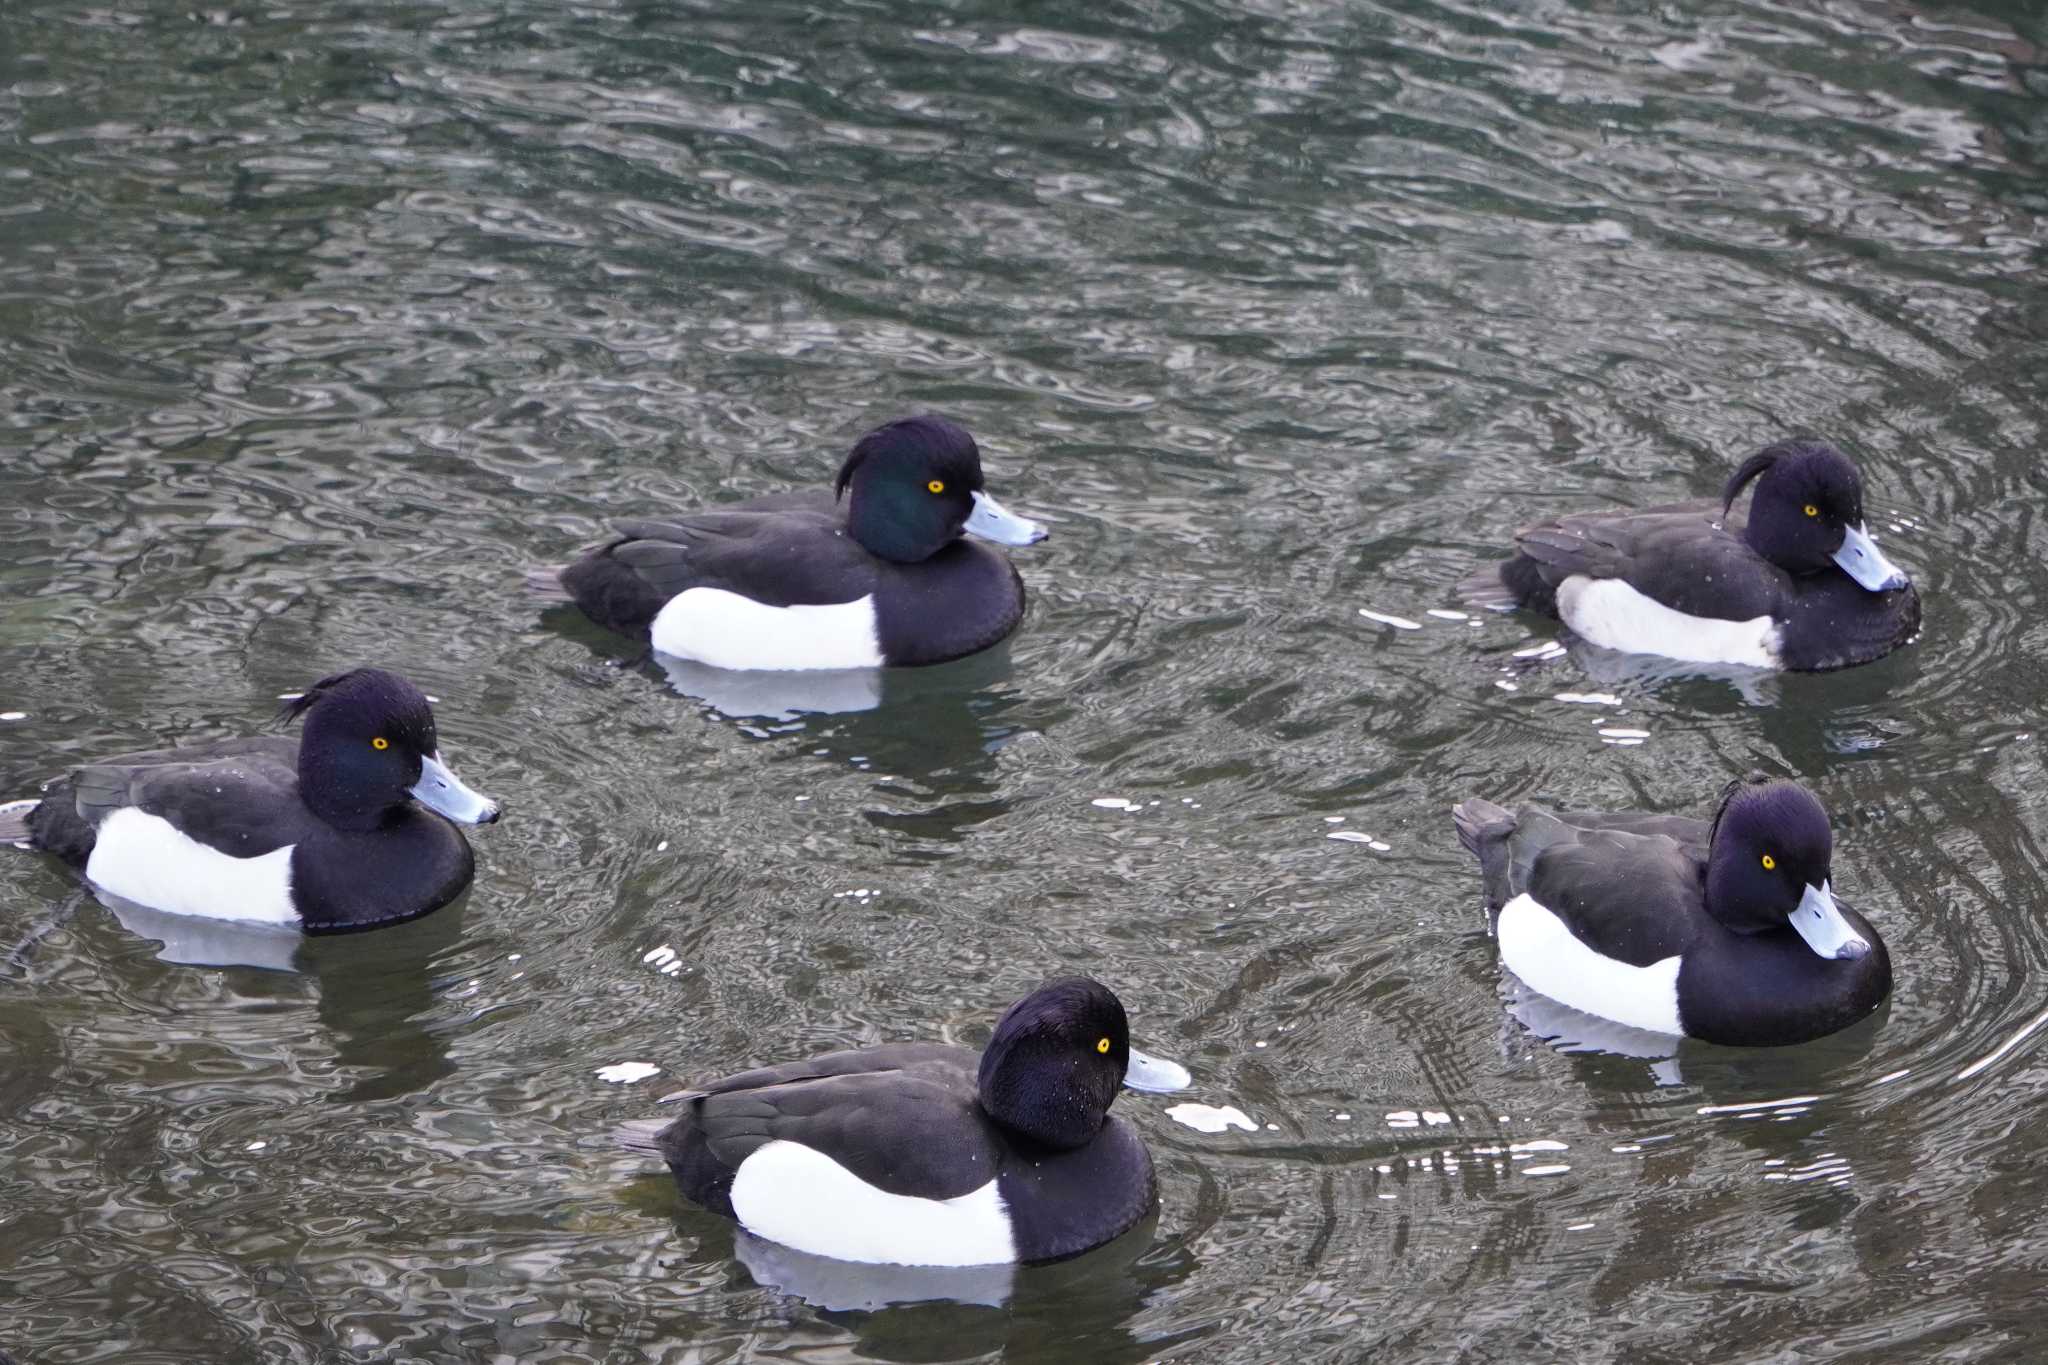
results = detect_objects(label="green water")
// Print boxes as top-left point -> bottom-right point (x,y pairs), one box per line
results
3,1 -> 2047,1360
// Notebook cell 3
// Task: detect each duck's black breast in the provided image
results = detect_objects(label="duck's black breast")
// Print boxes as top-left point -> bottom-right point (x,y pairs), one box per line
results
870,541 -> 1026,667
995,1114 -> 1155,1265
290,810 -> 475,933
1777,576 -> 1922,671
1676,905 -> 1892,1045
654,1044 -> 1003,1216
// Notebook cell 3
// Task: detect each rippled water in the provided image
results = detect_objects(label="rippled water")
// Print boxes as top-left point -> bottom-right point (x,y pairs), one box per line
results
3,0 -> 2047,1360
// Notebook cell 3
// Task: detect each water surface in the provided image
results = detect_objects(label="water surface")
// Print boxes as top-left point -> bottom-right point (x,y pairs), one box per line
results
3,1 -> 2047,1361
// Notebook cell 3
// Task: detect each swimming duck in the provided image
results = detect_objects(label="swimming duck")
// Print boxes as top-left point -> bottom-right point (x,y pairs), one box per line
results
619,976 -> 1188,1266
1462,440 -> 1918,670
537,415 -> 1048,670
1451,776 -> 1891,1046
0,668 -> 498,931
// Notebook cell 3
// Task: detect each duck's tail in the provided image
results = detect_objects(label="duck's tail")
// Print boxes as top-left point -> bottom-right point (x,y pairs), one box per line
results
0,798 -> 39,846
1456,560 -> 1520,611
524,564 -> 572,603
1452,797 -> 1522,914
614,1118 -> 670,1155
1451,797 -> 1513,859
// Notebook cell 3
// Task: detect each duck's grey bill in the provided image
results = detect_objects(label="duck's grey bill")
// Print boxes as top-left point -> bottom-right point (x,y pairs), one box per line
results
410,753 -> 501,825
964,490 -> 1049,546
1790,880 -> 1869,960
1122,1047 -> 1192,1093
1833,523 -> 1908,592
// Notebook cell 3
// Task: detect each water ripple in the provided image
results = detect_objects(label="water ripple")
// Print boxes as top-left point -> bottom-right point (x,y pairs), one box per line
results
2,0 -> 2047,1359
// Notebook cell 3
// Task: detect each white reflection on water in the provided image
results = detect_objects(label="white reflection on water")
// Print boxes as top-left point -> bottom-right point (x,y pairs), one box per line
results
99,890 -> 303,971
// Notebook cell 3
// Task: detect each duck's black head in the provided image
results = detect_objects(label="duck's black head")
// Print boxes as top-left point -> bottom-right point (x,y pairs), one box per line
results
281,668 -> 499,833
975,977 -> 1138,1150
1721,440 -> 1909,592
1705,776 -> 1871,960
834,415 -> 1047,564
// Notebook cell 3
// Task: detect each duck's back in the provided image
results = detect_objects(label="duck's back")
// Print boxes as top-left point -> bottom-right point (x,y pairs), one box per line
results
27,736 -> 310,866
1486,501 -> 1784,622
560,495 -> 873,631
640,1043 -> 1012,1264
1470,805 -> 1709,959
652,1043 -> 993,1206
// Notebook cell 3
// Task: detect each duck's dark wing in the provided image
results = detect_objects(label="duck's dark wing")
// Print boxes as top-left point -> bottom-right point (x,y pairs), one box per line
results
671,1041 -> 964,1101
640,1044 -> 1002,1214
29,739 -> 307,864
1455,799 -> 1706,965
557,500 -> 882,638
1525,823 -> 1704,966
1467,501 -> 1785,621
1551,809 -> 1709,853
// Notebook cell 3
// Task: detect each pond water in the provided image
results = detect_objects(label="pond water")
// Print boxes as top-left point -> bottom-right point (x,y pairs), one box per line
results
3,0 -> 2047,1360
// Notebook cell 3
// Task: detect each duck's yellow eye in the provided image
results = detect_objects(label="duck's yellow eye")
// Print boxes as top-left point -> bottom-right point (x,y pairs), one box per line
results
372,737 -> 389,751
1761,853 -> 1776,871
1803,504 -> 1819,517
927,479 -> 945,494
1095,1037 -> 1111,1054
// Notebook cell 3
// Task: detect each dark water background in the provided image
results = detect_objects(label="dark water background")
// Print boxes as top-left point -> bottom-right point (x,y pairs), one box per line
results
3,0 -> 2047,1360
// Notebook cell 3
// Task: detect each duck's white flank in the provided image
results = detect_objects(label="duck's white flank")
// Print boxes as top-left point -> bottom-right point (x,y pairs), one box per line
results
84,808 -> 298,925
1556,576 -> 1781,668
1496,893 -> 1684,1036
650,588 -> 885,672
728,1139 -> 1015,1267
